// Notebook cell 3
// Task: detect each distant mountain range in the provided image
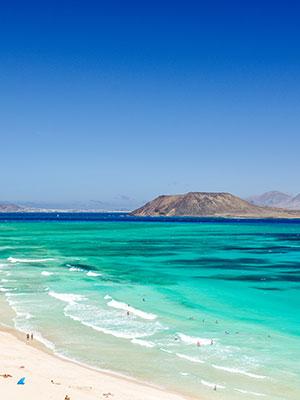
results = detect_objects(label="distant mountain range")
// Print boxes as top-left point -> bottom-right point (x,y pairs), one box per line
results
246,191 -> 300,210
0,203 -> 27,212
131,192 -> 300,219
2,191 -> 300,216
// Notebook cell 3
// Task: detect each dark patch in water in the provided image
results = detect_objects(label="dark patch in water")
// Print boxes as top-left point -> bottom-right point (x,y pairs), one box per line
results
196,273 -> 300,282
65,263 -> 98,271
252,287 -> 283,291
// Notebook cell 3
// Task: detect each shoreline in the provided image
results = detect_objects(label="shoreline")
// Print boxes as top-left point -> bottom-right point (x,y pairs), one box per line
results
0,322 -> 200,400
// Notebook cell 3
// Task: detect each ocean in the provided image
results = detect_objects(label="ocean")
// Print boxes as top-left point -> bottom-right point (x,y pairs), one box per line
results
0,213 -> 299,399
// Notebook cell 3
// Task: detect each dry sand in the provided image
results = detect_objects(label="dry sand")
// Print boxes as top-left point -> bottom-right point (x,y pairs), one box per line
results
0,326 -> 195,400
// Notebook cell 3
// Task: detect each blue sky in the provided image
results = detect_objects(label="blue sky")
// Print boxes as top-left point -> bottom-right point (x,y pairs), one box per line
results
1,1 -> 299,209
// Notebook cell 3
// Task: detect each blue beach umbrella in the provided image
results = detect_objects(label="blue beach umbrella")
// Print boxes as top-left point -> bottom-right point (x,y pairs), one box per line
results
17,377 -> 25,385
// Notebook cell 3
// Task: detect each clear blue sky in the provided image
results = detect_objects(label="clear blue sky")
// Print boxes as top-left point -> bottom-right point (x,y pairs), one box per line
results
1,1 -> 299,209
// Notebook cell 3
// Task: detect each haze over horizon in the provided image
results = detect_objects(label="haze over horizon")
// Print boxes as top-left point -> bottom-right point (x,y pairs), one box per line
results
1,1 -> 299,207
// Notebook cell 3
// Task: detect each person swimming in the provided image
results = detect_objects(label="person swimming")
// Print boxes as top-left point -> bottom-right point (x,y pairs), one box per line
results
197,341 -> 200,347
211,339 -> 214,345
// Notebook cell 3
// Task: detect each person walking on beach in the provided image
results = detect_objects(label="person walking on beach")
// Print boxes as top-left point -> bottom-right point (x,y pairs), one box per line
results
26,333 -> 29,340
31,333 -> 33,340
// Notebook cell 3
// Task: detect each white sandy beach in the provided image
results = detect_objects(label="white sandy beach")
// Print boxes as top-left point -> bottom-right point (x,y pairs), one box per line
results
0,327 -> 195,400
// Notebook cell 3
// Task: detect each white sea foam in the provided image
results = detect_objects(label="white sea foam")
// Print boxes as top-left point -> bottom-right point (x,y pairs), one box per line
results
41,271 -> 54,276
176,353 -> 204,363
69,267 -> 84,272
179,333 -> 213,346
107,299 -> 157,320
1,279 -> 8,282
235,388 -> 266,396
201,379 -> 225,389
64,312 -> 150,339
86,271 -> 102,277
0,287 -> 11,292
8,257 -> 54,263
15,311 -> 32,320
131,339 -> 155,348
104,295 -> 112,300
49,291 -> 85,304
180,372 -> 189,376
63,300 -> 164,340
160,348 -> 173,354
212,364 -> 267,379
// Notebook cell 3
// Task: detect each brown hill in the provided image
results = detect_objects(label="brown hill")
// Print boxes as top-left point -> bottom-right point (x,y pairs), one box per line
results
131,192 -> 300,218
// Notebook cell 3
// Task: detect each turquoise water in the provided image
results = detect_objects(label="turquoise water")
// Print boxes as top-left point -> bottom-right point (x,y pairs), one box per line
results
0,218 -> 299,399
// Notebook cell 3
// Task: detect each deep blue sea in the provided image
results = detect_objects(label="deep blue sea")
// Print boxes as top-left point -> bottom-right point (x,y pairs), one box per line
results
0,213 -> 299,400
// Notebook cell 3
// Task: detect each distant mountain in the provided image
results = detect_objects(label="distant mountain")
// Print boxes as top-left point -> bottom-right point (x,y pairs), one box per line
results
246,191 -> 300,210
131,192 -> 300,218
282,193 -> 300,210
0,203 -> 26,212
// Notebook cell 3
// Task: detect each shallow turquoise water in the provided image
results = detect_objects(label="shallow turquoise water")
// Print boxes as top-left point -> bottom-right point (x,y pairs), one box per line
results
0,220 -> 299,399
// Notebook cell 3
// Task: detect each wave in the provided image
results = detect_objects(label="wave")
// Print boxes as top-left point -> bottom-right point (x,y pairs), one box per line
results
8,257 -> 54,263
131,339 -> 155,348
0,287 -> 11,292
160,348 -> 173,354
107,299 -> 157,320
63,301 -> 164,340
178,333 -> 213,346
86,271 -> 102,277
201,379 -> 225,389
64,312 -> 150,339
41,271 -> 54,276
180,372 -> 189,376
176,353 -> 204,363
235,388 -> 266,396
1,279 -> 8,282
104,295 -> 112,300
49,291 -> 86,304
69,267 -> 84,272
15,311 -> 32,320
212,364 -> 266,379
